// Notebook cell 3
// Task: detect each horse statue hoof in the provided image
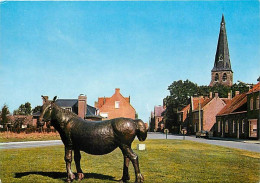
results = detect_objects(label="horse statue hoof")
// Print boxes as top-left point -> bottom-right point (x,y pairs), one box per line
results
77,173 -> 84,180
135,173 -> 144,183
67,173 -> 75,182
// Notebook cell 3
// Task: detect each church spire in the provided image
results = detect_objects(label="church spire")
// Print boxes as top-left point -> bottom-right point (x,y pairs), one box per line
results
212,14 -> 232,72
210,14 -> 233,87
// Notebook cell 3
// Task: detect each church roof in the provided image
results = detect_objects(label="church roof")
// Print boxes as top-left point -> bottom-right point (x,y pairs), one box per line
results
212,14 -> 232,72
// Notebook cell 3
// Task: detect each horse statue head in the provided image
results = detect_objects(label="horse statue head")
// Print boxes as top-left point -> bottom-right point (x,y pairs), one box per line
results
39,96 -> 57,123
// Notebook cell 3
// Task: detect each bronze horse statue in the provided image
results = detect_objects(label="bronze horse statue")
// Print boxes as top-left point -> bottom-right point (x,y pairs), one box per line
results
40,96 -> 147,183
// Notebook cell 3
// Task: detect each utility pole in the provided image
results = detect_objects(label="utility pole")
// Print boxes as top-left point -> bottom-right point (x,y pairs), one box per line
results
198,101 -> 201,132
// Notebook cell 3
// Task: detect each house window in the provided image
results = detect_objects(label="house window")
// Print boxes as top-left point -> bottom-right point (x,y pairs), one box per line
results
232,121 -> 235,133
256,96 -> 259,110
100,112 -> 108,119
218,121 -> 221,132
225,120 -> 228,133
62,107 -> 72,112
215,73 -> 219,81
249,119 -> 257,138
222,73 -> 227,81
115,101 -> 120,109
242,119 -> 245,133
250,97 -> 254,110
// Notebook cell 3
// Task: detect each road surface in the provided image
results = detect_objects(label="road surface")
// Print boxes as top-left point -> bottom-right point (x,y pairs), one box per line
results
0,133 -> 259,153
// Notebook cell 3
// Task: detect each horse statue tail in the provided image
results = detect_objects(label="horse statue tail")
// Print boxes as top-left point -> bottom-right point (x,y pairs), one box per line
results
134,119 -> 147,142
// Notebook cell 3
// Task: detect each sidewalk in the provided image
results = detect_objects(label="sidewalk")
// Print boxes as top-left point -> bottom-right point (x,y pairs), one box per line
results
206,136 -> 260,144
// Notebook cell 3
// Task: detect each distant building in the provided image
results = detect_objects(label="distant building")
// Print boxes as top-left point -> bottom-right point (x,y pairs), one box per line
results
210,14 -> 233,87
191,93 -> 228,133
149,105 -> 165,132
215,82 -> 260,139
42,95 -> 101,121
216,91 -> 247,138
95,88 -> 136,120
178,93 -> 229,135
247,82 -> 260,139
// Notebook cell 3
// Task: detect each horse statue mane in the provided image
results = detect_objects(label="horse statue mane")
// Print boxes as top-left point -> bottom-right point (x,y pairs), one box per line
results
40,96 -> 147,183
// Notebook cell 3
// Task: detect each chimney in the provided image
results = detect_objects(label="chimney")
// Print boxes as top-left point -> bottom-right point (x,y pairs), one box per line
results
235,91 -> 240,96
42,96 -> 49,104
115,88 -> 120,94
78,94 -> 87,119
209,92 -> 213,98
215,93 -> 219,98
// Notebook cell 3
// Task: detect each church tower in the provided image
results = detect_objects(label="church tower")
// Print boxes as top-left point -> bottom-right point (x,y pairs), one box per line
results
210,14 -> 233,87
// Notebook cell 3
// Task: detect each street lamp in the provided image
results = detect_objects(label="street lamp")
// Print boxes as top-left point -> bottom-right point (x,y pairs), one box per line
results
198,100 -> 201,132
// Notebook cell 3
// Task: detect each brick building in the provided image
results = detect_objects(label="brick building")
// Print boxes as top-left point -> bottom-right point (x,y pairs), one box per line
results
178,93 -> 229,135
42,95 -> 101,121
192,93 -> 227,133
95,88 -> 136,120
149,105 -> 165,132
215,82 -> 260,139
216,92 -> 247,138
178,97 -> 205,134
210,14 -> 233,87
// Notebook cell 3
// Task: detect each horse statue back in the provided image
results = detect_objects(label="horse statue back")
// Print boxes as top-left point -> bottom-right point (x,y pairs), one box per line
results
40,96 -> 147,183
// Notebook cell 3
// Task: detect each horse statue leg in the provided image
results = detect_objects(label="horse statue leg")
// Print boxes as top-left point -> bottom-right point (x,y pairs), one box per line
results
120,155 -> 130,182
74,149 -> 84,180
65,146 -> 75,182
120,144 -> 144,183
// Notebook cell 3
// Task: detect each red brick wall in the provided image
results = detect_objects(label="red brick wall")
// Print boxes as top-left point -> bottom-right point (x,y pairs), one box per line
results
203,97 -> 226,131
98,88 -> 136,120
78,95 -> 87,119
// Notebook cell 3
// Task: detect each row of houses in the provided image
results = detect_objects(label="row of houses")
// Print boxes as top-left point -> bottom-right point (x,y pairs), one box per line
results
177,82 -> 259,140
149,82 -> 259,140
1,88 -> 140,131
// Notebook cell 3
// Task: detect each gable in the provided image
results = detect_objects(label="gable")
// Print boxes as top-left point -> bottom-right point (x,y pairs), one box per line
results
99,91 -> 135,111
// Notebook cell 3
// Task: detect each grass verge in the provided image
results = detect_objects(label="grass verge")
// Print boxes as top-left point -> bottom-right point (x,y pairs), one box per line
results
0,139 -> 259,183
0,132 -> 60,143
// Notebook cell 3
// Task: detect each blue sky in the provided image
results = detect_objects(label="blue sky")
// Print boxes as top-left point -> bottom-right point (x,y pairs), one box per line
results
0,1 -> 259,122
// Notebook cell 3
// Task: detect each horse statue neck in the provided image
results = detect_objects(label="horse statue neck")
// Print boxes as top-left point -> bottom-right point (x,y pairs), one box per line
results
51,104 -> 78,131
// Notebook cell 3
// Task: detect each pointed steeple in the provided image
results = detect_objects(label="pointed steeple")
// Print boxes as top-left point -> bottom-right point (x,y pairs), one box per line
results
212,14 -> 232,72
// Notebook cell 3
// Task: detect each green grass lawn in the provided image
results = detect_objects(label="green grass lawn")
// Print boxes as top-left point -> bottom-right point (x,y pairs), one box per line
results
0,139 -> 259,183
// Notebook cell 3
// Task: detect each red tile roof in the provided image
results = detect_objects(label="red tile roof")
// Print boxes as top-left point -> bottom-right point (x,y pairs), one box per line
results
217,92 -> 247,116
180,104 -> 190,113
154,106 -> 165,117
247,82 -> 260,94
192,97 -> 206,110
193,97 -> 213,111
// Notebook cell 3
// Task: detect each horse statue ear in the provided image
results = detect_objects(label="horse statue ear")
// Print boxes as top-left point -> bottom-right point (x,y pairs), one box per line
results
41,95 -> 47,102
52,96 -> 57,103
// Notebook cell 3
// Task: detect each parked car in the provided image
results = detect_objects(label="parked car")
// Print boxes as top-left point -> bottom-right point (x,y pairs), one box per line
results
196,130 -> 213,138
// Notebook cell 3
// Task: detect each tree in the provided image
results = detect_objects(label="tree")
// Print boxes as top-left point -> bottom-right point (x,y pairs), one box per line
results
164,80 -> 199,132
32,105 -> 41,114
14,102 -> 32,115
1,104 -> 10,128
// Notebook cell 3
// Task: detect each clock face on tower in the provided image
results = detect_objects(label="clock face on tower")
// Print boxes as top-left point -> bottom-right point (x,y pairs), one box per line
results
219,54 -> 223,61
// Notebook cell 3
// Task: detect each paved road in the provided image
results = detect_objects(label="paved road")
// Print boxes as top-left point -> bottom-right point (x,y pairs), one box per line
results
147,133 -> 260,153
0,140 -> 63,149
1,133 -> 259,153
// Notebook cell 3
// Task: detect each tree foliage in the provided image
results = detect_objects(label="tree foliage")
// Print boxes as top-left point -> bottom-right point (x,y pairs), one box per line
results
32,105 -> 42,114
13,102 -> 32,115
1,104 -> 10,125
